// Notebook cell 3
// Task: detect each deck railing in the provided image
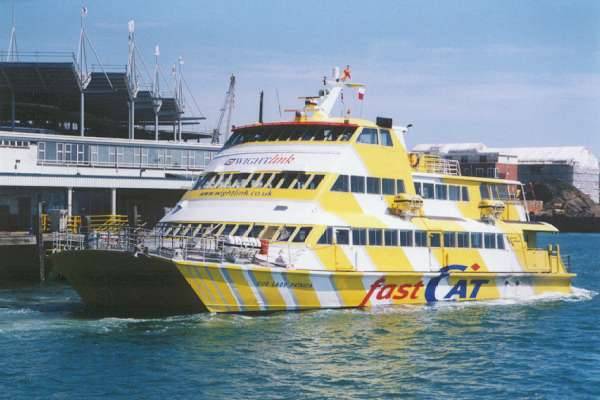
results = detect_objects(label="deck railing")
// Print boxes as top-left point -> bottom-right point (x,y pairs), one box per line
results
410,153 -> 461,176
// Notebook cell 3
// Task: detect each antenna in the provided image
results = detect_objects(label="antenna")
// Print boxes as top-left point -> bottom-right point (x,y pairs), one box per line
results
275,89 -> 282,118
152,44 -> 163,141
6,3 -> 18,62
259,90 -> 264,123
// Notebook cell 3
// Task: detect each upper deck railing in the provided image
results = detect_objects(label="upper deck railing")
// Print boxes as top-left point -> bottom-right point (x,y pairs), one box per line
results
410,153 -> 461,176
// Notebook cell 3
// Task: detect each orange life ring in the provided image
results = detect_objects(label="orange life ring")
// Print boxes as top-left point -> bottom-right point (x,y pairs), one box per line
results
409,153 -> 420,168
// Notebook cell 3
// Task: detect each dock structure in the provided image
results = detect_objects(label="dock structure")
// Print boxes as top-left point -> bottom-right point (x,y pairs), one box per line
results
0,12 -> 223,282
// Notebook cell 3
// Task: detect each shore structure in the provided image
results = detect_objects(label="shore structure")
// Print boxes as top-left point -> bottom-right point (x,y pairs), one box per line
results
0,17 -> 222,283
51,68 -> 574,314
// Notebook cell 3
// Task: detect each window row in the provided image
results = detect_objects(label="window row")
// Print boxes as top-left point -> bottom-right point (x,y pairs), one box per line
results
0,139 -> 29,148
480,183 -> 523,201
37,141 -> 215,170
414,181 -> 470,201
318,227 -> 506,250
194,171 -> 324,190
224,125 -> 358,148
157,222 -> 314,243
356,128 -> 394,147
331,175 -> 406,195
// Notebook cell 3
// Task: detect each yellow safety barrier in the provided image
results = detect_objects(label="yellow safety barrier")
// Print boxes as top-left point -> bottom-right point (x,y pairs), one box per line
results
41,214 -> 50,233
67,216 -> 81,233
87,214 -> 129,232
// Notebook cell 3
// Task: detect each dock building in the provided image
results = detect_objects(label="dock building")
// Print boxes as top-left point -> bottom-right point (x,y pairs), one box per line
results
414,143 -> 600,203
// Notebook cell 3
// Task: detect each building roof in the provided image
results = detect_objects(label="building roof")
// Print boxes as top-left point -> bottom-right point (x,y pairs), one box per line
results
413,143 -> 599,171
493,146 -> 600,171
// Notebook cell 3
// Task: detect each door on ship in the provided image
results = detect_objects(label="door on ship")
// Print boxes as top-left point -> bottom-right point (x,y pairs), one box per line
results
333,227 -> 353,271
428,231 -> 444,271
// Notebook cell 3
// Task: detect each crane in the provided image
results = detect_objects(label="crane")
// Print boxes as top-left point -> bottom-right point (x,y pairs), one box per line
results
212,74 -> 236,144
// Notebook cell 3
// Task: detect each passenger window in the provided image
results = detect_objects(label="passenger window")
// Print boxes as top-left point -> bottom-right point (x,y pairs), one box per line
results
415,231 -> 427,247
245,173 -> 260,188
222,224 -> 236,236
335,229 -> 350,245
414,182 -> 422,196
279,172 -> 299,189
429,233 -> 441,247
233,224 -> 250,236
340,127 -> 355,142
262,226 -> 281,240
449,185 -> 461,201
248,225 -> 265,238
382,178 -> 395,195
470,232 -> 483,248
444,232 -> 456,247
269,173 -> 285,188
351,175 -> 366,193
352,228 -> 367,245
384,229 -> 398,246
332,175 -> 350,192
368,229 -> 383,246
396,179 -> 406,194
295,174 -> 310,189
318,227 -> 333,244
276,226 -> 296,241
292,227 -> 312,243
400,230 -> 413,246
484,233 -> 496,249
497,234 -> 505,249
379,129 -> 393,146
435,184 -> 448,200
422,183 -> 435,199
480,184 -> 491,200
366,177 -> 381,194
357,128 -> 378,144
257,173 -> 273,188
301,126 -> 317,141
457,232 -> 469,248
307,174 -> 324,189
462,186 -> 470,201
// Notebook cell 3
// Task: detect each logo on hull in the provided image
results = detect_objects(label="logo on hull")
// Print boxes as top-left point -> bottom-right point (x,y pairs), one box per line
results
360,265 -> 490,306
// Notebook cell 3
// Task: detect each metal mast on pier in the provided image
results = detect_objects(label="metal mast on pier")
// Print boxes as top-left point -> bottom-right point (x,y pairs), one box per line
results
126,20 -> 139,140
152,45 -> 162,141
211,74 -> 236,144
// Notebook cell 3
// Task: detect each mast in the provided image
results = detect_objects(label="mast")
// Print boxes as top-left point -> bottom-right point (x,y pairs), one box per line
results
152,45 -> 162,141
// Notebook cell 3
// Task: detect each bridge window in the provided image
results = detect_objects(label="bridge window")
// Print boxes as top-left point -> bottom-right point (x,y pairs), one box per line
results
351,175 -> 366,193
222,224 -> 236,236
457,232 -> 469,248
471,232 -> 483,248
225,125 -> 358,147
332,175 -> 350,192
400,230 -> 413,246
292,227 -> 313,243
384,229 -> 398,246
357,128 -> 379,144
367,177 -> 381,194
259,173 -> 274,187
380,129 -> 393,146
233,224 -> 250,236
352,228 -> 367,245
368,229 -> 383,246
261,226 -> 280,240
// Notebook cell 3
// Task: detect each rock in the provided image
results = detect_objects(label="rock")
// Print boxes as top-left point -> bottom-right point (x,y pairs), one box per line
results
529,181 -> 600,218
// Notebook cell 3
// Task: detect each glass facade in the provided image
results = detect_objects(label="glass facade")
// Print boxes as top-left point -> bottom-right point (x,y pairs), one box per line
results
37,140 -> 216,170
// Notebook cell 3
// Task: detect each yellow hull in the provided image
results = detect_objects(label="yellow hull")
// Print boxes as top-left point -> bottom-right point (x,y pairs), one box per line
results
175,260 -> 574,313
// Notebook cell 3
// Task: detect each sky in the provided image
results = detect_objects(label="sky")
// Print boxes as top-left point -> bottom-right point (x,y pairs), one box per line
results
1,0 -> 600,153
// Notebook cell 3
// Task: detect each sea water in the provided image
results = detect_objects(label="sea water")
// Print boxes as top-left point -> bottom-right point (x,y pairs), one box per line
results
0,233 -> 598,399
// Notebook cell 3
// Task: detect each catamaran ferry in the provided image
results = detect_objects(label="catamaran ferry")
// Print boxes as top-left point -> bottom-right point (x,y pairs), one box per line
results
52,69 -> 574,314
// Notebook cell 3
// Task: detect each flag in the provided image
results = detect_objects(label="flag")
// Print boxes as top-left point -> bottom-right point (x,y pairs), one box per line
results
358,87 -> 365,101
